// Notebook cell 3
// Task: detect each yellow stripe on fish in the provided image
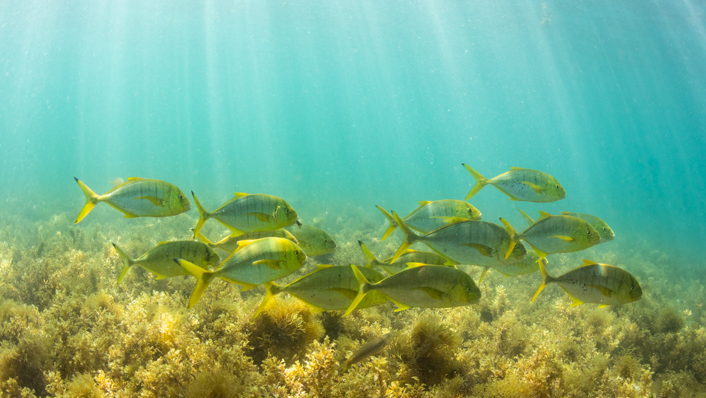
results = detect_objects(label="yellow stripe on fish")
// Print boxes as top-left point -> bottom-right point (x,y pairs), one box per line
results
74,177 -> 190,223
196,229 -> 298,254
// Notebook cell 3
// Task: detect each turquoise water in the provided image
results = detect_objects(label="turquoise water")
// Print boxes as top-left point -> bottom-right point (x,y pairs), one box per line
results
1,0 -> 705,261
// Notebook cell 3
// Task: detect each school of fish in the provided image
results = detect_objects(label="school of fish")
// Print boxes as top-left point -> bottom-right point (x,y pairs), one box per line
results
74,164 -> 642,369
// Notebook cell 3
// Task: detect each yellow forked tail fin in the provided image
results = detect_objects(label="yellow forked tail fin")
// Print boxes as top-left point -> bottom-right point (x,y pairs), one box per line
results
112,243 -> 134,285
358,241 -> 378,268
191,191 -> 211,238
375,205 -> 397,241
462,164 -> 488,200
344,265 -> 371,317
390,211 -> 420,263
174,258 -> 215,309
74,177 -> 100,224
531,259 -> 554,302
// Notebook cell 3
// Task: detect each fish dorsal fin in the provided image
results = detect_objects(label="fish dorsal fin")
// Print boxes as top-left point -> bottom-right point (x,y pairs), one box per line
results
127,177 -> 144,181
560,211 -> 573,216
158,241 -> 172,245
538,211 -> 552,220
418,201 -> 433,206
316,264 -> 335,270
235,240 -> 256,251
233,192 -> 249,198
510,167 -> 524,171
582,259 -> 599,267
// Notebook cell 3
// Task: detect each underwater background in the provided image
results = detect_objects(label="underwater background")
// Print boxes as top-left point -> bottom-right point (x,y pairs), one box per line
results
1,0 -> 706,397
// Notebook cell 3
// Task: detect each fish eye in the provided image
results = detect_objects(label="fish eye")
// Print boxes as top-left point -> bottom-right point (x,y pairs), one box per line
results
179,195 -> 183,199
295,250 -> 299,255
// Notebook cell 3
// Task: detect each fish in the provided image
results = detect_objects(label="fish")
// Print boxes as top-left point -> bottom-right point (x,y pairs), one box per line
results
283,224 -> 337,257
521,209 -> 614,244
376,200 -> 482,240
501,211 -> 600,260
342,333 -> 393,372
391,212 -> 527,267
191,191 -> 298,238
74,177 -> 190,223
358,241 -> 452,275
560,212 -> 615,243
532,259 -> 642,307
344,264 -> 481,316
195,229 -> 298,254
112,241 -> 220,284
254,264 -> 387,316
175,237 -> 306,308
462,164 -> 565,202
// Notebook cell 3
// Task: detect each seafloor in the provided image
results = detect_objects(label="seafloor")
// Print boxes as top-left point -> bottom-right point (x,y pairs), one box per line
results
0,198 -> 705,398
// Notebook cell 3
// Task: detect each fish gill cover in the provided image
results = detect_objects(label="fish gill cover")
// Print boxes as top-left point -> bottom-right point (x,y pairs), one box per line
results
1,0 -> 706,397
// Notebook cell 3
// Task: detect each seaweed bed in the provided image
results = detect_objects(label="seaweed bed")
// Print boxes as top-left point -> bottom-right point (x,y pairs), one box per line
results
1,199 -> 706,398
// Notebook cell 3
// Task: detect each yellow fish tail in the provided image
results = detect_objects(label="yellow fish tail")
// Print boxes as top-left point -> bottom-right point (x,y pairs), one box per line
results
375,205 -> 397,240
344,265 -> 371,317
112,243 -> 134,285
462,164 -> 488,200
191,191 -> 211,238
175,258 -> 215,309
531,259 -> 554,302
74,177 -> 100,224
499,218 -> 518,260
254,282 -> 282,318
358,241 -> 378,268
390,211 -> 419,263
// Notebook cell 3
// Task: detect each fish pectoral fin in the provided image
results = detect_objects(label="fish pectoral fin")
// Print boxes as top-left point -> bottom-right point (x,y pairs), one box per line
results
327,287 -> 358,301
226,227 -> 246,236
420,287 -> 447,300
250,212 -> 275,223
519,181 -> 545,194
305,303 -> 328,313
582,259 -> 599,267
536,211 -> 551,220
430,216 -> 468,223
389,298 -> 412,312
405,262 -> 427,268
135,195 -> 167,207
235,240 -> 256,251
551,235 -> 575,243
586,284 -> 614,297
418,201 -> 433,206
598,304 -> 609,309
154,273 -> 170,280
252,259 -> 283,270
233,192 -> 249,198
461,243 -> 495,257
